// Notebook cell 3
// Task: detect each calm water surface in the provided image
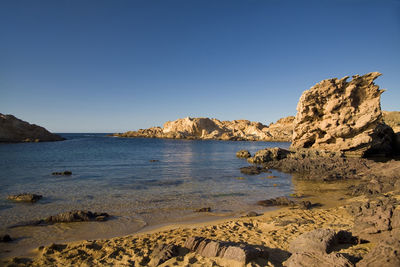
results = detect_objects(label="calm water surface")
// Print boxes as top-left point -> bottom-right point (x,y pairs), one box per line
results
0,134 -> 292,256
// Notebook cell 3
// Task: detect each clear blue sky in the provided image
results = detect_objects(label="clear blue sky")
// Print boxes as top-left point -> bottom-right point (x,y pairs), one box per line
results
1,0 -> 399,133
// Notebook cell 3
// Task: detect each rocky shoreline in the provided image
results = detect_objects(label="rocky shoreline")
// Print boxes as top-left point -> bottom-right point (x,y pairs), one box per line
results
1,72 -> 399,266
112,116 -> 295,142
0,113 -> 64,143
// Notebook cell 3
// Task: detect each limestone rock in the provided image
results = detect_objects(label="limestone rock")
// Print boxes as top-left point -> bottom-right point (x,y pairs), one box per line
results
347,198 -> 398,236
247,147 -> 291,164
284,229 -> 357,267
284,251 -> 353,267
291,72 -> 394,157
236,150 -> 251,158
184,236 -> 268,263
0,113 -> 64,142
357,236 -> 400,267
113,116 -> 294,142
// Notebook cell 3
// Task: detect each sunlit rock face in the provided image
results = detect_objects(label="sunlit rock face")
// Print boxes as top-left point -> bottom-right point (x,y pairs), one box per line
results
291,72 -> 394,157
0,113 -> 64,142
114,116 -> 294,142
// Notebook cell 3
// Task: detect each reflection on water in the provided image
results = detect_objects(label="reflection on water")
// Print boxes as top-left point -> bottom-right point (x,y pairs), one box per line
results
0,134 -> 292,257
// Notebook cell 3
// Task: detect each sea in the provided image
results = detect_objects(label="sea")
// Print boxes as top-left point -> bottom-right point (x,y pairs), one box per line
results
0,134 -> 292,256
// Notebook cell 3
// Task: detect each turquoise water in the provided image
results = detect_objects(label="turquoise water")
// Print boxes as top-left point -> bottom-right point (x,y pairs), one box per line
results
0,134 -> 292,256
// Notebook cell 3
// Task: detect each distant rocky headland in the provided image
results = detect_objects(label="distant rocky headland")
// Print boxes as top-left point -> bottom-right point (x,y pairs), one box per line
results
0,113 -> 64,143
112,116 -> 295,142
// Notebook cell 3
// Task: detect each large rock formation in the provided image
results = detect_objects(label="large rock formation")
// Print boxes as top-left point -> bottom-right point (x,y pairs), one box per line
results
291,72 -> 395,157
113,116 -> 294,142
0,113 -> 64,142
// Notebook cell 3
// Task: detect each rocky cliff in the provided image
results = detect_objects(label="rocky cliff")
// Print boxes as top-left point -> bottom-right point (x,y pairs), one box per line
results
113,116 -> 294,142
0,113 -> 65,142
291,72 -> 395,157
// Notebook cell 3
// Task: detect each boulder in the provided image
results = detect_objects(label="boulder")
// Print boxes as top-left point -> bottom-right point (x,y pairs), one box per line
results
184,236 -> 268,263
247,147 -> 291,164
7,193 -> 42,203
289,229 -> 349,254
291,72 -> 395,157
236,150 -> 251,158
284,229 -> 357,267
0,113 -> 64,142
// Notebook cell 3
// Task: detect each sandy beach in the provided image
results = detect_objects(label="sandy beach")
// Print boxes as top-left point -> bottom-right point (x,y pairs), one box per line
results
2,168 -> 387,267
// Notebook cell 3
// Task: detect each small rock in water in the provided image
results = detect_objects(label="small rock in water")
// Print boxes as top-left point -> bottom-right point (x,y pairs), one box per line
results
9,210 -> 110,228
236,150 -> 251,158
195,207 -> 211,212
7,193 -> 42,203
257,196 -> 296,207
0,234 -> 12,242
149,160 -> 159,162
241,211 -> 260,218
240,166 -> 264,175
52,171 -> 72,176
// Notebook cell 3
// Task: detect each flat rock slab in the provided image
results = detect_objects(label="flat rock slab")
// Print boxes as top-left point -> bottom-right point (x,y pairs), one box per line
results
184,236 -> 268,263
7,193 -> 42,203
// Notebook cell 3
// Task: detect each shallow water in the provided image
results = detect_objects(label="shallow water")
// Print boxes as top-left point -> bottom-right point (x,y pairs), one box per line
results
0,134 -> 292,257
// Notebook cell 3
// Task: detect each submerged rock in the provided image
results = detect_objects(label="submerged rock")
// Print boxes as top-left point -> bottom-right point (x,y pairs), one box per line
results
0,113 -> 64,143
9,210 -> 110,228
7,193 -> 42,203
291,72 -> 395,157
52,171 -> 72,176
239,166 -> 266,175
194,207 -> 211,212
184,236 -> 268,263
